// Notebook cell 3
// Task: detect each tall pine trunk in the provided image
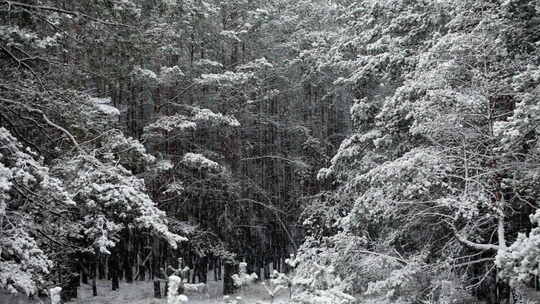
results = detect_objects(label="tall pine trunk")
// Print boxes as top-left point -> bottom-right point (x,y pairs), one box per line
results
111,250 -> 119,291
223,261 -> 236,295
152,238 -> 161,298
124,228 -> 133,283
92,255 -> 98,297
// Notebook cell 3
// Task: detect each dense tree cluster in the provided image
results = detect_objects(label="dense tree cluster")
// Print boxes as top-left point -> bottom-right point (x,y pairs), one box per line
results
0,0 -> 341,300
292,0 -> 540,303
1,0 -> 539,303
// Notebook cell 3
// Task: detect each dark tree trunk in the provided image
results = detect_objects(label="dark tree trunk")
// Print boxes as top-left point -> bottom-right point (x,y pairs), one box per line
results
496,278 -> 510,304
80,260 -> 88,285
214,258 -> 221,281
81,270 -> 88,285
124,259 -> 133,283
98,255 -> 105,280
125,229 -> 133,283
153,280 -> 162,298
199,261 -> 208,283
256,256 -> 263,281
92,257 -> 98,296
223,261 -> 237,295
111,251 -> 119,291
139,255 -> 146,281
61,273 -> 79,302
263,256 -> 270,280
246,255 -> 253,274
92,278 -> 97,297
152,238 -> 161,298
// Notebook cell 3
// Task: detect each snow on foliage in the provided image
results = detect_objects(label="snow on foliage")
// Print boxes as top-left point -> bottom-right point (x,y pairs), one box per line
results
144,107 -> 239,141
497,209 -> 540,286
195,59 -> 224,68
99,132 -> 156,171
163,181 -> 184,195
152,159 -> 174,173
363,256 -> 429,303
493,64 -> 540,150
89,97 -> 120,117
111,0 -> 141,16
192,107 -> 240,127
0,229 -> 52,296
0,163 -> 11,216
57,153 -> 186,251
288,238 -> 355,304
237,58 -> 273,71
0,25 -> 61,49
182,153 -> 222,172
144,114 -> 197,134
159,66 -> 185,85
0,128 -> 73,206
197,71 -> 253,87
316,167 -> 332,181
0,128 -> 75,295
131,66 -> 158,87
219,30 -> 242,42
291,1 -> 540,302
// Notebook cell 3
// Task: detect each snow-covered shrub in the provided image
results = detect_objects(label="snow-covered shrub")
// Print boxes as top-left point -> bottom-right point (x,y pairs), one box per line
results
230,261 -> 258,302
167,275 -> 189,304
262,270 -> 292,302
232,262 -> 258,289
431,279 -> 476,304
288,239 -> 355,304
184,282 -> 207,295
362,257 -> 432,304
49,287 -> 62,304
223,295 -> 245,304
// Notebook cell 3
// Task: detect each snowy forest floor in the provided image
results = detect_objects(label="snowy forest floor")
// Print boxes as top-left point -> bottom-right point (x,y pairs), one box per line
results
3,281 -> 540,303
66,280 -> 540,304
67,279 -> 289,304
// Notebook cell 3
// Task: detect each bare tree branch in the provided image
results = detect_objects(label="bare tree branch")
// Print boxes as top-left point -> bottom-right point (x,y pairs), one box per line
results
2,1 -> 131,27
0,97 -> 81,152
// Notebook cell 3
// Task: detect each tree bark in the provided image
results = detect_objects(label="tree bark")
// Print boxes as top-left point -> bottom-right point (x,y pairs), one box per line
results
111,251 -> 119,291
124,229 -> 133,283
223,261 -> 236,295
60,269 -> 78,303
98,255 -> 105,280
153,280 -> 162,298
152,238 -> 161,298
92,256 -> 98,296
263,256 -> 270,280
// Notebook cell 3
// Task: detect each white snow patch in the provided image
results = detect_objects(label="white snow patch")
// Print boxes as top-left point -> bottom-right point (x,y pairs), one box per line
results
90,97 -> 120,116
67,277 -> 291,304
